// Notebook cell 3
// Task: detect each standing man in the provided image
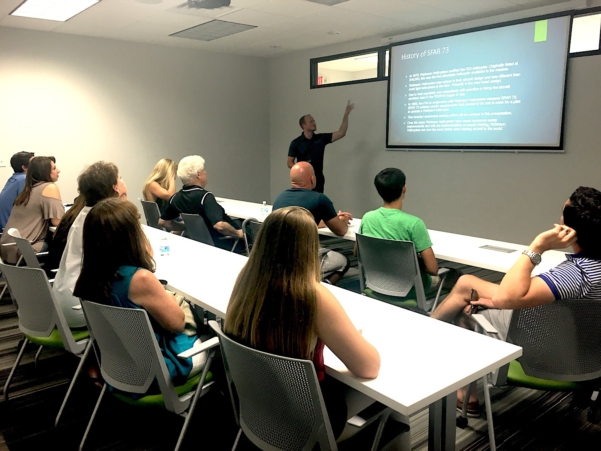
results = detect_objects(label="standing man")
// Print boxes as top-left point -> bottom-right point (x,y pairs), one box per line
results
0,151 -> 35,230
287,101 -> 354,193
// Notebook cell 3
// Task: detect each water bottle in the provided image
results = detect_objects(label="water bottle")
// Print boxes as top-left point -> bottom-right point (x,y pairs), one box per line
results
159,236 -> 170,256
261,201 -> 269,215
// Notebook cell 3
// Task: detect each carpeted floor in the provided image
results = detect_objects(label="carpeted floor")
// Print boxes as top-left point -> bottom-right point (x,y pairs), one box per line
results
1,238 -> 600,450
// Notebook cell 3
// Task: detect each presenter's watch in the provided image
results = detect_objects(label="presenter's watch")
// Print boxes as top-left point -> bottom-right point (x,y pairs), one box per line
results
522,249 -> 542,266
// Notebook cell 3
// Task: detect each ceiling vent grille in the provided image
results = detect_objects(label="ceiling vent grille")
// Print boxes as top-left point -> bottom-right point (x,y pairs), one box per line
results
171,20 -> 256,41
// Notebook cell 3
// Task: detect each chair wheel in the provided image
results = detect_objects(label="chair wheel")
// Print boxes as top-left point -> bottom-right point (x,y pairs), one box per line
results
456,416 -> 468,429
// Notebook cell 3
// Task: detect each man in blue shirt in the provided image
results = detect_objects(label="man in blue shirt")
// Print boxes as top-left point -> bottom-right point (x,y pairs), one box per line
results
273,162 -> 352,284
0,151 -> 35,230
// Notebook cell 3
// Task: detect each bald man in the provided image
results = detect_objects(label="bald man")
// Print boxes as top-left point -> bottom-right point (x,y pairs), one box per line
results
273,162 -> 352,284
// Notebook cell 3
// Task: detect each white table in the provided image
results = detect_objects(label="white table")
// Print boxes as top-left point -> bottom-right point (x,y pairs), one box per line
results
145,226 -> 522,451
216,197 -> 568,275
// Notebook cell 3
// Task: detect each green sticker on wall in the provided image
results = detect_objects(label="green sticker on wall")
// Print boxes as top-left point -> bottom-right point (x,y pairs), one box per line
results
534,20 -> 548,42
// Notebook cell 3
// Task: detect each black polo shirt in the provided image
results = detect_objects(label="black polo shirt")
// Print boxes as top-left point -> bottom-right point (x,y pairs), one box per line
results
272,188 -> 337,225
288,132 -> 333,193
161,185 -> 239,249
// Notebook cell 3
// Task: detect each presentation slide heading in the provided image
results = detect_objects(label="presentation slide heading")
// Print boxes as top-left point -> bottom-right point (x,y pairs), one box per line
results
400,47 -> 450,60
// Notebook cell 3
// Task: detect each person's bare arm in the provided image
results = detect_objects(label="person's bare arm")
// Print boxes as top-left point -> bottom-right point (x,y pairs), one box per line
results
148,181 -> 175,201
315,283 -> 380,379
42,183 -> 64,226
419,247 -> 439,275
331,101 -> 354,142
287,156 -> 296,169
472,225 -> 576,310
129,269 -> 185,333
159,218 -> 185,232
324,211 -> 352,236
214,221 -> 243,239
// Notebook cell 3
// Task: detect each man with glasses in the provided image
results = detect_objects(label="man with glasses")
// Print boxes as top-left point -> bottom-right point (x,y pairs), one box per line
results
160,155 -> 243,251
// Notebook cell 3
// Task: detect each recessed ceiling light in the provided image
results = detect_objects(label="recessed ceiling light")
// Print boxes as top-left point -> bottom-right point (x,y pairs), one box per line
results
328,31 -> 341,35
10,0 -> 100,22
269,45 -> 281,48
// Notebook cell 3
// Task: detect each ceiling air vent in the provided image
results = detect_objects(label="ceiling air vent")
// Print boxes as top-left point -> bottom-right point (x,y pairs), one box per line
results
170,19 -> 256,41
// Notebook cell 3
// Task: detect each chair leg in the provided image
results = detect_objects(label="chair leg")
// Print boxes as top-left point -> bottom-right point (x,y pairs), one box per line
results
34,345 -> 44,368
79,383 -> 107,451
370,410 -> 391,451
3,339 -> 28,402
56,342 -> 92,427
229,239 -> 239,253
482,374 -> 496,451
174,350 -> 215,451
232,429 -> 243,451
430,273 -> 449,313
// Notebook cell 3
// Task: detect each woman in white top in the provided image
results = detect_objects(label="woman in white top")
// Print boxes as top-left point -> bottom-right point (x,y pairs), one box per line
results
53,162 -> 127,328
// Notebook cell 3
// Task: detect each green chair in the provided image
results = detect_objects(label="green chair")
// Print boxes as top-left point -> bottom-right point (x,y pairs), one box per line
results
0,263 -> 91,429
463,299 -> 601,451
79,300 -> 219,451
356,233 -> 450,313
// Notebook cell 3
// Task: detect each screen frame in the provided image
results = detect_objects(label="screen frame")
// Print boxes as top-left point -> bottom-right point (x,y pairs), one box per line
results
385,12 -> 574,152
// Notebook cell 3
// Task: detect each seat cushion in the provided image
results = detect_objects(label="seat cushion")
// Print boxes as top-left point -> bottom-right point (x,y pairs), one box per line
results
113,371 -> 213,408
25,327 -> 89,348
507,360 -> 580,391
363,288 -> 420,310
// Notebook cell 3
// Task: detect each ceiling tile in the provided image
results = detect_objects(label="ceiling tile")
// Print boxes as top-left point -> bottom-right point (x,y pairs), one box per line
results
248,0 -> 329,18
217,8 -> 290,26
0,15 -> 62,31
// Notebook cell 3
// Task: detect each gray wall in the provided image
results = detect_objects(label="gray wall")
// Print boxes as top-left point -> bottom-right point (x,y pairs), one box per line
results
268,36 -> 601,245
0,27 -> 270,210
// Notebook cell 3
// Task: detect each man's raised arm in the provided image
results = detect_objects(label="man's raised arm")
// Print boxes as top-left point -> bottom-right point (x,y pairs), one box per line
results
332,100 -> 355,142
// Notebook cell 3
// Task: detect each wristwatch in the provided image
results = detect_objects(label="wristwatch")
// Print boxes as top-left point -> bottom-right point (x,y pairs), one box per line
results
522,249 -> 542,266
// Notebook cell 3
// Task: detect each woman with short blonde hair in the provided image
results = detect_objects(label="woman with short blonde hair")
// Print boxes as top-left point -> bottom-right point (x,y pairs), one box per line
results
142,158 -> 177,213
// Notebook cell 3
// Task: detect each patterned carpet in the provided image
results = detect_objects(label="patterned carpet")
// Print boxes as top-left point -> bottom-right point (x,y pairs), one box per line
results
1,239 -> 600,450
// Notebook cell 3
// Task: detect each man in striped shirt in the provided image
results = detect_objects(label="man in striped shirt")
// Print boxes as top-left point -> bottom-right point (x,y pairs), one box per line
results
431,186 -> 601,415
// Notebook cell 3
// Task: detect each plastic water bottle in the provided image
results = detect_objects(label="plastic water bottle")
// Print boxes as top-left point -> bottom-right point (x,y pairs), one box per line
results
159,236 -> 170,257
261,201 -> 269,215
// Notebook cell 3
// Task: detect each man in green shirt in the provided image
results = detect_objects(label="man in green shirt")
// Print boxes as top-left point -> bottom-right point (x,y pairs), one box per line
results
358,168 -> 440,293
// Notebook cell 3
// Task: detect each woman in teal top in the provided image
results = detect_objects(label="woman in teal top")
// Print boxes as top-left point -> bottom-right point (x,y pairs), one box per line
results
74,198 -> 204,384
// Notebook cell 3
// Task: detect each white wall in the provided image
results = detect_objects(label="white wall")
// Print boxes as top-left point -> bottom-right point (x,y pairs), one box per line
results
269,35 -> 601,245
0,27 -> 270,209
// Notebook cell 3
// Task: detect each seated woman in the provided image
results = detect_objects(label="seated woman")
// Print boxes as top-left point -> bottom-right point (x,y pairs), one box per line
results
52,162 -> 127,328
45,194 -> 86,273
0,156 -> 64,264
142,158 -> 177,214
73,198 -> 205,385
224,206 -> 381,438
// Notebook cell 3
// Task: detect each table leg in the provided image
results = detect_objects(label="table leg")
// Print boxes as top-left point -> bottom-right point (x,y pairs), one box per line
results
428,391 -> 457,451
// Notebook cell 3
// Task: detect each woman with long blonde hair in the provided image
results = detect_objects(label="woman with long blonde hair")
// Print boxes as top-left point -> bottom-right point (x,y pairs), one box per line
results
225,206 -> 380,438
142,159 -> 177,213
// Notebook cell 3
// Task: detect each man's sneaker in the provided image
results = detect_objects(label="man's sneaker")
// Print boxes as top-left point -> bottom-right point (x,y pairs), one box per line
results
456,398 -> 483,418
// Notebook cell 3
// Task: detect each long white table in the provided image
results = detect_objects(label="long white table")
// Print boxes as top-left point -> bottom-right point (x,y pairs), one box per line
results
145,225 -> 522,451
216,197 -> 568,275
